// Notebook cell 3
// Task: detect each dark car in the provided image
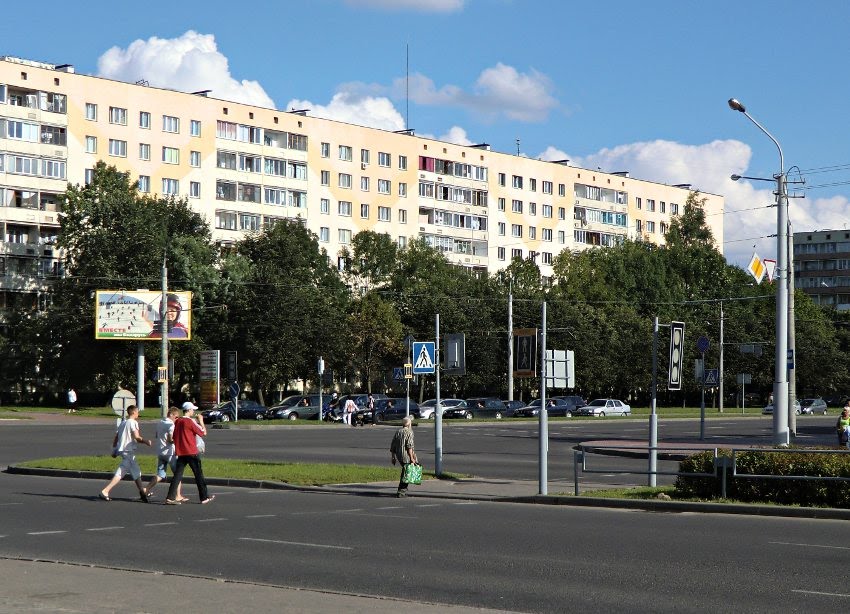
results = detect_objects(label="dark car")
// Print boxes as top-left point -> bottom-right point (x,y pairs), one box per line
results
266,394 -> 322,420
514,396 -> 586,418
372,398 -> 420,423
444,397 -> 506,419
502,400 -> 525,416
201,399 -> 267,422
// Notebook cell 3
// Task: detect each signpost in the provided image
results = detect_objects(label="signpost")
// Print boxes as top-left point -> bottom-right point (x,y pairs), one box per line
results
199,350 -> 220,408
697,335 -> 710,441
111,389 -> 136,423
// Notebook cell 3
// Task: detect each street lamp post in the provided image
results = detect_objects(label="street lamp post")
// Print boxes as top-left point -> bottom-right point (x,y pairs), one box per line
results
728,98 -> 790,446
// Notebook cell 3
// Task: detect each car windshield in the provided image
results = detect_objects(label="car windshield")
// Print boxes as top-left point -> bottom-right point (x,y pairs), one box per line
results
588,399 -> 607,407
802,399 -> 817,405
528,399 -> 542,407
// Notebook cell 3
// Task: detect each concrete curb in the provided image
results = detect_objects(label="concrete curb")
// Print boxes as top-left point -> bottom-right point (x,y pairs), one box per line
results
8,465 -> 850,520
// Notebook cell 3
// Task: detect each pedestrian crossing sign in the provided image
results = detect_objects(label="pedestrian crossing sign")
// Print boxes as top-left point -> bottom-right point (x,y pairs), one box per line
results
412,342 -> 436,374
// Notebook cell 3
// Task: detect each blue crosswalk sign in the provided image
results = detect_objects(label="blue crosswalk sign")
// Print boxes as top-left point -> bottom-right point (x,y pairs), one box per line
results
392,367 -> 405,381
412,342 -> 436,374
704,369 -> 719,386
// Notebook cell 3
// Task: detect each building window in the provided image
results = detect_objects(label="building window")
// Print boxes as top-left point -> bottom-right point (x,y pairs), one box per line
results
512,248 -> 523,260
321,142 -> 330,158
671,203 -> 679,215
558,207 -> 566,220
109,106 -> 127,125
558,230 -> 565,244
636,197 -> 642,210
378,152 -> 391,167
498,173 -> 506,187
361,149 -> 370,165
512,200 -> 523,213
238,183 -> 261,203
378,179 -> 391,194
287,161 -> 307,180
265,187 -> 285,205
320,198 -> 330,214
497,247 -> 506,261
85,168 -> 94,184
162,115 -> 180,133
398,182 -> 407,197
162,147 -> 179,164
108,139 -> 127,157
190,120 -> 201,136
139,111 -> 151,129
216,210 -> 237,230
217,150 -> 236,170
542,180 -> 553,195
190,151 -> 201,167
85,103 -> 97,121
321,170 -> 330,186
240,213 -> 261,231
529,226 -> 536,239
498,222 -> 506,236
378,206 -> 391,222
139,143 -> 150,161
512,175 -> 523,189
339,145 -> 352,161
636,219 -> 643,233
338,201 -> 352,216
240,154 -> 261,173
339,229 -> 351,244
361,176 -> 370,191
558,184 -> 566,197
85,136 -> 97,153
398,236 -> 407,248
216,181 -> 236,201
189,181 -> 200,198
543,228 -> 553,241
660,201 -> 666,214
319,227 -> 330,242
660,221 -> 668,234
529,202 -> 537,216
647,199 -> 656,212
512,224 -> 523,238
138,175 -> 150,193
339,173 -> 352,189
399,209 -> 407,223
647,220 -> 656,233
542,204 -> 553,218
542,252 -> 552,265
529,178 -> 537,192
360,203 -> 369,219
398,155 -> 407,170
162,178 -> 179,195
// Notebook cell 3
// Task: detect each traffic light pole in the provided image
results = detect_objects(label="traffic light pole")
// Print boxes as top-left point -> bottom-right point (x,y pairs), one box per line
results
649,316 -> 658,487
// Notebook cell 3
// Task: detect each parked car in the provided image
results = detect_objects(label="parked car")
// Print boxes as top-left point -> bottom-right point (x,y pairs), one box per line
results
799,398 -> 828,415
501,400 -> 525,416
762,400 -> 802,415
444,397 -> 507,419
514,396 -> 586,418
420,398 -> 466,420
372,398 -> 420,423
572,398 -> 631,417
202,399 -> 267,422
266,394 -> 322,420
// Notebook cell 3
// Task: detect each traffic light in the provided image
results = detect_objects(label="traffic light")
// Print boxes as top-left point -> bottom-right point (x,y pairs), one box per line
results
668,321 -> 685,390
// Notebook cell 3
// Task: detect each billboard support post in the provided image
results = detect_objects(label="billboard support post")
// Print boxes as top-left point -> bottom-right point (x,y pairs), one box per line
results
160,256 -> 168,418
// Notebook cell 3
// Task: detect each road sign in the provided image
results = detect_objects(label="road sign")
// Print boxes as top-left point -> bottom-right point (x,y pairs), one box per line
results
704,369 -> 719,387
392,367 -> 405,381
412,342 -> 436,374
111,389 -> 136,417
513,328 -> 538,378
404,363 -> 413,379
737,373 -> 752,385
442,333 -> 466,376
696,335 -> 710,354
669,321 -> 685,391
226,351 -> 238,381
787,349 -> 795,370
229,382 -> 240,401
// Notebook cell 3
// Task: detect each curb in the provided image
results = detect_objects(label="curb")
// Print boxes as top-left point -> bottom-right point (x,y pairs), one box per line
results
7,465 -> 850,519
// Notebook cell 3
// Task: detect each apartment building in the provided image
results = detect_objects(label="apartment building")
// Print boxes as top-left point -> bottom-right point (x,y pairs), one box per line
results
0,55 -> 724,312
794,229 -> 850,311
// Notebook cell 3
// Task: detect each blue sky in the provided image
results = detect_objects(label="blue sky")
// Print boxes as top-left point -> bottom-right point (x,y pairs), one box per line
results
5,0 -> 850,267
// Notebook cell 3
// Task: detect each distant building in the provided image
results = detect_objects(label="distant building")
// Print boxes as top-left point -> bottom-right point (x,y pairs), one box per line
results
794,229 -> 850,311
0,55 -> 724,316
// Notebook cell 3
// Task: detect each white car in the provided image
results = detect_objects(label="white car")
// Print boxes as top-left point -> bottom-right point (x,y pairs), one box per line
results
419,398 -> 466,419
573,398 -> 631,417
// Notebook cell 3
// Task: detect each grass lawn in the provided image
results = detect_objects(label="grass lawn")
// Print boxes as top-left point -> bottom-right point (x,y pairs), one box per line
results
15,456 -> 460,485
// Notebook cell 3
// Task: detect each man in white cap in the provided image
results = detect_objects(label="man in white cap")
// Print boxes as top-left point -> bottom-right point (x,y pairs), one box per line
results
165,402 -> 213,504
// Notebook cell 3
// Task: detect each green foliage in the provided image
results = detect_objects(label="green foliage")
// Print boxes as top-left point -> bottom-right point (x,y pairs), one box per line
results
676,449 -> 850,508
348,292 -> 403,392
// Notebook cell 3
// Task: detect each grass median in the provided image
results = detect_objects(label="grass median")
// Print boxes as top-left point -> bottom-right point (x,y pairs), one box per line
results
15,456 -> 455,485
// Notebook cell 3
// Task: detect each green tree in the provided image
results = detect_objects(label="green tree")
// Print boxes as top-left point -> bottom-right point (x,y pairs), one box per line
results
348,292 -> 403,392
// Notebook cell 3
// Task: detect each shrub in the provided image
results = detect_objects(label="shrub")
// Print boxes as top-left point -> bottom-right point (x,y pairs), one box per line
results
675,448 -> 850,508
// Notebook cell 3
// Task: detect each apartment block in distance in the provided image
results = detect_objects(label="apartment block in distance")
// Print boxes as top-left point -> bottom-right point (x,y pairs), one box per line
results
794,229 -> 850,311
0,55 -> 724,314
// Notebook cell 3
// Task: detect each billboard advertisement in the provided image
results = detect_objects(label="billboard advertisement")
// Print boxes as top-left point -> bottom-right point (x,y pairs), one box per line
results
95,290 -> 192,340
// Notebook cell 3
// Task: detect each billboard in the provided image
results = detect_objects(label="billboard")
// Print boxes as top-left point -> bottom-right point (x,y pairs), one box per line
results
95,290 -> 192,340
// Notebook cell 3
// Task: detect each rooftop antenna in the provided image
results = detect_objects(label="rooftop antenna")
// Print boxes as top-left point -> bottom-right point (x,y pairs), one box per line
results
516,138 -> 520,156
406,42 -> 409,132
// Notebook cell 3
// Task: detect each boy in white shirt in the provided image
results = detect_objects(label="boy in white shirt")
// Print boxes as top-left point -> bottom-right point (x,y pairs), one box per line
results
99,405 -> 152,502
142,407 -> 185,501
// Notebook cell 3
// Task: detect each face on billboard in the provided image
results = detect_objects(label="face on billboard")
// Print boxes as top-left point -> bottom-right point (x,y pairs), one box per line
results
95,290 -> 192,340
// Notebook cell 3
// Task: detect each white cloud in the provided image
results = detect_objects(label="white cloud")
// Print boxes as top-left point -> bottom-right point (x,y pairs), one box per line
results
418,125 -> 475,145
286,92 -> 405,131
556,138 -> 850,267
344,0 -> 464,11
97,31 -> 275,108
401,63 -> 558,122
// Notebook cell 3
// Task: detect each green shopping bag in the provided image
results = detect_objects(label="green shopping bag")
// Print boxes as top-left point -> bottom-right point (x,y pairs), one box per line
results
403,463 -> 422,485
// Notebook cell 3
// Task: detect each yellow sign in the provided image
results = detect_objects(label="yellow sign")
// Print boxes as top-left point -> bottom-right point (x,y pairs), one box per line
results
747,253 -> 766,284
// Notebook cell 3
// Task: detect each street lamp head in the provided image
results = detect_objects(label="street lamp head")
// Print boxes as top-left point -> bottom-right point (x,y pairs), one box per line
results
731,174 -> 742,181
728,98 -> 746,113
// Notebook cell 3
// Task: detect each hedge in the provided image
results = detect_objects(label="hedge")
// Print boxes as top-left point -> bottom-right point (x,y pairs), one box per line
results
675,448 -> 850,508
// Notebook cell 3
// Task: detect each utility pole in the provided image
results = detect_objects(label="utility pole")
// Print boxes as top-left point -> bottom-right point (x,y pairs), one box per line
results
719,302 -> 724,413
788,224 -> 797,437
508,281 -> 514,401
160,254 -> 169,419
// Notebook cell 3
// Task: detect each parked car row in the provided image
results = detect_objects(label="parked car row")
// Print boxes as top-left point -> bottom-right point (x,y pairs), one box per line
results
762,398 -> 827,415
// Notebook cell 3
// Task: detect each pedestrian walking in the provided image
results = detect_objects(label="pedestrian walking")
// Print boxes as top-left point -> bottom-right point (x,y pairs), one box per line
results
143,406 -> 185,501
165,402 -> 214,505
66,387 -> 77,413
368,393 -> 377,425
343,397 -> 357,427
389,416 -> 418,498
837,405 -> 850,448
99,405 -> 152,502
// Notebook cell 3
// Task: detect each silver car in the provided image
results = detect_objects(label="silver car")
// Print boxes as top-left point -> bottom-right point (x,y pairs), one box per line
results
573,398 -> 631,417
419,398 -> 466,419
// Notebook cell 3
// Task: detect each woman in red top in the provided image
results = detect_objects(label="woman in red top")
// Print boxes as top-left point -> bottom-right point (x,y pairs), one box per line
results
165,402 -> 214,504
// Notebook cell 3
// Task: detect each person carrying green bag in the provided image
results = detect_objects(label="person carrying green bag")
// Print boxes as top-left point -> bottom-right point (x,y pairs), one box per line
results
390,415 -> 419,497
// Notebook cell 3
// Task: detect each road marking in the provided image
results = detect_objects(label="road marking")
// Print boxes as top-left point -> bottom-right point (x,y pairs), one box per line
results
415,504 -> 441,508
452,502 -> 479,505
240,537 -> 352,551
245,514 -> 277,519
27,531 -> 66,535
144,522 -> 178,527
291,508 -> 363,515
86,526 -> 124,532
770,541 -> 850,551
195,518 -> 227,523
375,506 -> 402,510
0,503 -> 22,506
792,589 -> 850,598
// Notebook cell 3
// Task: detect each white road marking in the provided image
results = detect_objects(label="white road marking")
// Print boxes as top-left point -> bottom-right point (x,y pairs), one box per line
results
0,503 -> 23,506
415,504 -> 441,508
27,531 -> 66,535
452,502 -> 479,505
85,526 -> 124,532
375,506 -> 403,510
195,518 -> 227,523
245,514 -> 277,519
291,508 -> 363,515
144,522 -> 178,527
792,589 -> 850,598
770,541 -> 850,551
240,537 -> 352,550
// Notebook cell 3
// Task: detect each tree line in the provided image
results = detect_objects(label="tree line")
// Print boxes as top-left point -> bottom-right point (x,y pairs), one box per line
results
2,163 -> 848,407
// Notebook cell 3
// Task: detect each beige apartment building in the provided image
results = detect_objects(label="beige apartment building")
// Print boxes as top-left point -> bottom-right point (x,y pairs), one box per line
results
0,55 -> 724,313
